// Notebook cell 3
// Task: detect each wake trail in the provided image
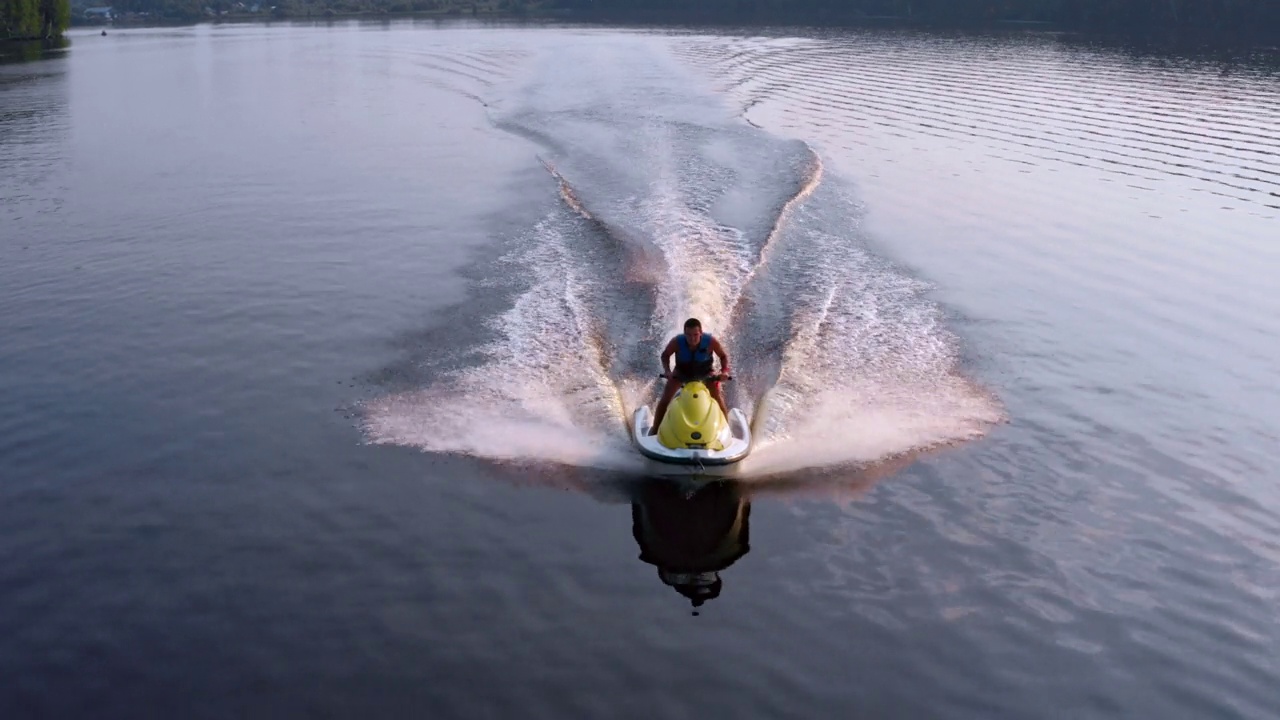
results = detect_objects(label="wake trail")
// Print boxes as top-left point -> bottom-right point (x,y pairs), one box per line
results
361,33 -> 1004,478
726,143 -> 824,333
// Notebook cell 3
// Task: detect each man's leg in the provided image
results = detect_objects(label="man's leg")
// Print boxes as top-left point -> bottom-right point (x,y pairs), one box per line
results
709,380 -> 728,417
650,377 -> 682,435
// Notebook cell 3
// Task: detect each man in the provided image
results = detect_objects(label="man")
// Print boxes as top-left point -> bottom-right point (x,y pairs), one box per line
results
650,318 -> 731,434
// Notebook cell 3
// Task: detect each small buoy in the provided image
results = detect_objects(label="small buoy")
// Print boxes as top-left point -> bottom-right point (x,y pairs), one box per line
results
101,30 -> 107,35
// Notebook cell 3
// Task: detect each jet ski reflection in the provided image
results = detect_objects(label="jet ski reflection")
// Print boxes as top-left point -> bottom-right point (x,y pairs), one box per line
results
630,479 -> 749,611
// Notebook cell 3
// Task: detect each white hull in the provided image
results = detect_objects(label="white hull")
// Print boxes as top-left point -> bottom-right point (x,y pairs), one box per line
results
631,406 -> 752,465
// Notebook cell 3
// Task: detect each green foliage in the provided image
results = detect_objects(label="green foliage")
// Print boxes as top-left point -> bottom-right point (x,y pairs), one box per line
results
544,0 -> 1280,35
40,0 -> 69,31
14,0 -> 1274,37
2,0 -> 67,37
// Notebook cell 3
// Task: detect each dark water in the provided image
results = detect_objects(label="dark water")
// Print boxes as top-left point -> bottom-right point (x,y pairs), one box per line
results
2,21 -> 1278,719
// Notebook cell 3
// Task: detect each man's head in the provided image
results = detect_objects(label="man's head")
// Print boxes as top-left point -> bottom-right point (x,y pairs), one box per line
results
683,317 -> 702,345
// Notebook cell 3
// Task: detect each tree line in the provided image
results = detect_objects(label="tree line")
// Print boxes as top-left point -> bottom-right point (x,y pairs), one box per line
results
1,0 -> 70,38
108,0 -> 203,21
550,0 -> 1280,36
17,0 -> 1278,38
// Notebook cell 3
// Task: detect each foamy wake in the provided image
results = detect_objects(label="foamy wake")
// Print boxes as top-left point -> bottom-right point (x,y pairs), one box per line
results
738,186 -> 1005,476
362,209 -> 647,472
359,162 -> 760,471
362,167 -> 1003,477
362,93 -> 1003,477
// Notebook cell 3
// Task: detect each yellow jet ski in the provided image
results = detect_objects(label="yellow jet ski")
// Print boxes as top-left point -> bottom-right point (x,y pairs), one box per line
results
632,375 -> 752,465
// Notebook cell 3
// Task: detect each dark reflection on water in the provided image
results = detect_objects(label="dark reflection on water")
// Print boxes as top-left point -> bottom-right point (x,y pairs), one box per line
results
623,452 -> 920,613
631,479 -> 750,612
1055,30 -> 1280,66
0,38 -> 70,65
509,448 -> 920,613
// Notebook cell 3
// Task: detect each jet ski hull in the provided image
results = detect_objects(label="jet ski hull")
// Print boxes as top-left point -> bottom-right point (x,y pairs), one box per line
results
632,405 -> 752,465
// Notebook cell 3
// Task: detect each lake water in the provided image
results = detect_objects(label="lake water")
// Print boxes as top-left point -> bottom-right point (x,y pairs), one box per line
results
2,20 -> 1278,719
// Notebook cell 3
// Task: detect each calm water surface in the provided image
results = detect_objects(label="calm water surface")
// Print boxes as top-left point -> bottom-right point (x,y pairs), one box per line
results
2,21 -> 1278,719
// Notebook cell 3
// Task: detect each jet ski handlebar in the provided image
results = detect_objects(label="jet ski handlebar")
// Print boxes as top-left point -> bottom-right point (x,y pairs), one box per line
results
658,373 -> 733,382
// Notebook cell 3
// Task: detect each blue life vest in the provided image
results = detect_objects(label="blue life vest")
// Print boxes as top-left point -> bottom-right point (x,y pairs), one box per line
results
675,333 -> 714,375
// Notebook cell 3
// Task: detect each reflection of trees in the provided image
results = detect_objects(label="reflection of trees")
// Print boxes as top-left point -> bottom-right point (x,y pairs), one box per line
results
0,35 -> 68,228
0,37 -> 64,62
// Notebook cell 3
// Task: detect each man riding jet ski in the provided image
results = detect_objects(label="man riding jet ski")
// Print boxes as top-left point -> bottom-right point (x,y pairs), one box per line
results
632,318 -> 752,465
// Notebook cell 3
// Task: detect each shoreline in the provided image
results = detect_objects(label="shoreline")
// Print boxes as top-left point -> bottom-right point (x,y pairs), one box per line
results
63,13 -> 1280,58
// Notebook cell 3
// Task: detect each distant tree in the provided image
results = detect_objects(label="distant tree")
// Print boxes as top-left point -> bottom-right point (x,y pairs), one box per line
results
540,0 -> 1278,36
4,0 -> 44,37
38,0 -> 68,34
2,0 -> 70,37
8,0 -> 1272,38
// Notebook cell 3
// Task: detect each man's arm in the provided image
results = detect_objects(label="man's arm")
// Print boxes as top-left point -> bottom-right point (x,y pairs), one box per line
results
660,338 -> 677,376
710,337 -> 731,376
